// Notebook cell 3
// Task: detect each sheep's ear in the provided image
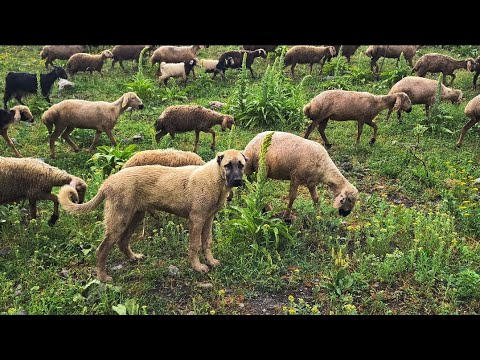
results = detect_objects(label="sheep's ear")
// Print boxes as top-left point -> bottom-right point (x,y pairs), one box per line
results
122,95 -> 129,109
333,193 -> 346,209
13,108 -> 21,121
217,153 -> 224,166
467,60 -> 473,72
393,95 -> 402,111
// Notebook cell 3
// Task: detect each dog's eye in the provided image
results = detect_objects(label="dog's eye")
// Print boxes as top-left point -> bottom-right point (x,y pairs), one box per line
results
238,162 -> 244,168
225,163 -> 232,169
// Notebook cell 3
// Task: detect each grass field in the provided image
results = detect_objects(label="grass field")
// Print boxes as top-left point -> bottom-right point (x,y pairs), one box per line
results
0,45 -> 479,315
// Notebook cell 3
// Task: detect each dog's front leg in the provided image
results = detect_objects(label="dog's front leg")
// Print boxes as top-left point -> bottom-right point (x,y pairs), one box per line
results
188,215 -> 209,273
202,215 -> 220,267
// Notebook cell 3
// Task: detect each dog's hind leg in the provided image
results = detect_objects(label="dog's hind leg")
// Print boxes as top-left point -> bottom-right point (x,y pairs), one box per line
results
118,211 -> 145,261
201,215 -> 219,267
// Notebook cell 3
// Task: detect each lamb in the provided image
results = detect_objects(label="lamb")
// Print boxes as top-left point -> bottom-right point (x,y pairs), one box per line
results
472,56 -> 480,90
3,66 -> 68,108
413,53 -> 476,86
41,92 -> 144,158
243,131 -> 359,219
330,45 -> 360,63
111,45 -> 153,71
123,149 -> 205,168
303,90 -> 412,147
213,49 -> 267,79
283,46 -> 337,77
150,45 -> 208,77
365,45 -> 419,73
154,105 -> 234,153
40,45 -> 86,69
201,57 -> 234,74
58,78 -> 75,91
66,50 -> 114,76
456,94 -> 480,148
242,45 -> 278,53
387,76 -> 463,121
0,105 -> 34,157
0,157 -> 87,226
158,59 -> 198,86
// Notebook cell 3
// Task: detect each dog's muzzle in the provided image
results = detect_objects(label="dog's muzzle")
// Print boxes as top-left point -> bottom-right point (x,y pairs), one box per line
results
229,179 -> 243,187
339,208 -> 351,217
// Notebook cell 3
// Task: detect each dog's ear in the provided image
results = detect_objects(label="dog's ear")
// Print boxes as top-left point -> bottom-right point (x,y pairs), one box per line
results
241,152 -> 249,163
217,153 -> 224,166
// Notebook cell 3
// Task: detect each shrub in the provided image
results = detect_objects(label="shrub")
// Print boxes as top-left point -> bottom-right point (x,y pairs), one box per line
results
87,144 -> 137,177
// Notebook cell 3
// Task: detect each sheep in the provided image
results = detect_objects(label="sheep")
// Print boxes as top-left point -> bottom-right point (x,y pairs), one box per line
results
40,45 -> 86,69
66,50 -> 114,76
387,76 -> 463,121
283,46 -> 337,77
154,105 -> 234,153
0,157 -> 87,226
158,59 -> 198,86
111,45 -> 153,71
150,45 -> 208,77
365,45 -> 419,74
3,66 -> 68,108
243,131 -> 359,219
242,45 -> 278,53
58,78 -> 75,91
213,49 -> 267,79
456,94 -> 480,147
201,57 -> 234,74
472,56 -> 480,90
123,149 -> 205,168
330,45 -> 360,63
41,92 -> 144,158
303,90 -> 412,147
0,106 -> 34,157
413,53 -> 476,86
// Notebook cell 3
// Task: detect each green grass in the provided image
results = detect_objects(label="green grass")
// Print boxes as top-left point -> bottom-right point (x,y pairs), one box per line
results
0,45 -> 479,315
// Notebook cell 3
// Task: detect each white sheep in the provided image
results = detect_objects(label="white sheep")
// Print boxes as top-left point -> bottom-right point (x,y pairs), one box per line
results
158,59 -> 198,86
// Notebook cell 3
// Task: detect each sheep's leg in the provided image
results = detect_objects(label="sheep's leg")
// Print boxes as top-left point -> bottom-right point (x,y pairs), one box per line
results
473,72 -> 479,90
188,215 -> 209,273
1,129 -> 22,157
119,61 -> 126,72
407,58 -> 413,67
442,73 -> 447,85
249,67 -> 256,79
304,120 -> 318,139
111,59 -> 117,69
117,211 -> 145,261
201,215 -> 219,267
3,93 -> 11,109
155,129 -> 167,143
191,67 -> 196,80
386,108 -> 393,122
105,129 -> 117,147
456,117 -> 478,148
356,121 -> 364,145
307,184 -> 319,205
61,126 -> 79,153
425,104 -> 430,117
291,63 -> 296,77
285,180 -> 300,220
396,57 -> 399,67
365,119 -> 378,145
89,130 -> 103,151
449,73 -> 456,86
97,70 -> 104,77
397,110 -> 403,123
14,95 -> 25,106
317,120 -> 332,149
208,129 -> 216,150
33,193 -> 59,226
28,199 -> 37,220
49,125 -> 66,159
193,130 -> 200,153
309,63 -> 313,74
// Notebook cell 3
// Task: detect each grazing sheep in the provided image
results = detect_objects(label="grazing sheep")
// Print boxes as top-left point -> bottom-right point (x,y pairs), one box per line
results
242,45 -> 278,53
123,149 -> 205,168
413,53 -> 475,85
111,45 -> 153,70
158,59 -> 198,86
303,90 -> 412,147
3,66 -> 68,108
388,76 -> 463,121
201,57 -> 235,74
151,45 -> 208,77
58,149 -> 247,282
365,45 -> 419,73
0,157 -> 87,226
42,92 -> 144,158
209,101 -> 226,110
0,106 -> 34,157
456,94 -> 480,147
213,49 -> 267,79
58,78 -> 75,91
40,45 -> 86,69
472,56 -> 480,90
244,131 -> 359,219
154,105 -> 234,153
330,45 -> 360,63
284,46 -> 336,77
66,50 -> 114,76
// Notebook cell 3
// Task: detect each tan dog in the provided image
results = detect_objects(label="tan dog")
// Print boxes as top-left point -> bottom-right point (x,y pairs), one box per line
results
58,149 -> 248,282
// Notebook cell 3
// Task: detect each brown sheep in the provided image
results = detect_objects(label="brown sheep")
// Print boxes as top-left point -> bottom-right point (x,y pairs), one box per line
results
303,90 -> 412,147
58,149 -> 248,282
111,45 -> 153,71
331,45 -> 360,63
365,45 -> 420,73
40,45 -> 86,69
413,53 -> 476,85
456,94 -> 480,148
244,131 -> 359,219
284,46 -> 337,77
0,157 -> 87,226
473,56 -> 480,90
42,92 -> 144,158
154,105 -> 234,153
66,50 -> 114,76
388,76 -> 463,121
123,149 -> 205,168
1,105 -> 34,157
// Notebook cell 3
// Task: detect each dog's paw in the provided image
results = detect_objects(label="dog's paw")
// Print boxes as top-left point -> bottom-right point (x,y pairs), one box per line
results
207,258 -> 220,267
193,263 -> 209,273
98,274 -> 113,282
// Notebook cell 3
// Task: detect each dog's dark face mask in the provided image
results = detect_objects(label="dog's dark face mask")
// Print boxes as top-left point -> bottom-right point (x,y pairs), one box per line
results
217,150 -> 248,188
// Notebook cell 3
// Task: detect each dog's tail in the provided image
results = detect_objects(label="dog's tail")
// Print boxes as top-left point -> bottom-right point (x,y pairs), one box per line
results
59,185 -> 105,214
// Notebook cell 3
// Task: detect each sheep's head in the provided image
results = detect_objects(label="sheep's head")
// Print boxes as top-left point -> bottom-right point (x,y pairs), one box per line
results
70,177 -> 87,204
10,105 -> 34,123
327,46 -> 336,57
101,50 -> 114,59
393,92 -> 412,113
256,49 -> 267,59
333,186 -> 359,217
365,46 -> 374,57
53,66 -> 68,80
452,89 -> 463,104
466,58 -> 476,72
224,56 -> 235,66
221,115 -> 234,131
217,150 -> 248,188
122,92 -> 144,110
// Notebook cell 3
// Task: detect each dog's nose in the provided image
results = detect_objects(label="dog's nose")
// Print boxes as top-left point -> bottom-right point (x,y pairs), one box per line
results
338,208 -> 351,217
230,179 -> 243,187
138,104 -> 144,110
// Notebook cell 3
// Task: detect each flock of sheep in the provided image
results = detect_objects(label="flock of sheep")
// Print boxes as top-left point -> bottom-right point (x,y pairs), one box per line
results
0,44 -> 479,283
